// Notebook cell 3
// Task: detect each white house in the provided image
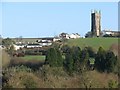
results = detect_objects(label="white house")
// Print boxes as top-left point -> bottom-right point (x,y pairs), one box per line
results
13,44 -> 25,50
69,33 -> 80,39
53,37 -> 61,42
39,42 -> 52,46
59,33 -> 70,39
59,32 -> 80,39
102,30 -> 113,35
26,43 -> 42,48
69,34 -> 76,39
102,30 -> 120,36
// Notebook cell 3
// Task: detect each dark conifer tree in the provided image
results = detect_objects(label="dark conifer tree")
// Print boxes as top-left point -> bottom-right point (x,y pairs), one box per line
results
64,48 -> 74,74
71,46 -> 81,72
105,50 -> 117,73
56,48 -> 63,67
45,48 -> 57,67
80,48 -> 89,71
95,47 -> 106,72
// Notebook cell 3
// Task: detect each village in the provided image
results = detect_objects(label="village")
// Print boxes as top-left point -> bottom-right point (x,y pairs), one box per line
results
0,3 -> 120,90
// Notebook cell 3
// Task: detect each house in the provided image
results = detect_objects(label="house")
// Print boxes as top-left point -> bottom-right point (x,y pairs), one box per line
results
53,37 -> 61,42
59,33 -> 70,39
36,40 -> 52,47
13,44 -> 25,50
69,33 -> 80,39
26,43 -> 42,48
102,30 -> 120,37
59,32 -> 80,39
36,37 -> 59,47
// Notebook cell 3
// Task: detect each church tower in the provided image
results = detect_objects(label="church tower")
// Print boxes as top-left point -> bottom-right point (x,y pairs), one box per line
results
91,10 -> 101,37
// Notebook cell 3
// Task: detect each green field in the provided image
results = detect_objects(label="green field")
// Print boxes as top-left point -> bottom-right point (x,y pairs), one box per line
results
66,37 -> 119,51
20,55 -> 66,61
20,55 -> 45,61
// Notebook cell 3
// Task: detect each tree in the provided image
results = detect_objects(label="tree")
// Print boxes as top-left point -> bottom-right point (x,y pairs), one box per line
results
64,48 -> 74,74
61,45 -> 70,54
9,45 -> 15,55
45,48 -> 63,67
45,48 -> 57,67
2,38 -> 15,50
95,47 -> 117,73
95,47 -> 106,72
71,46 -> 81,72
80,48 -> 89,71
56,48 -> 63,67
105,51 -> 117,73
85,46 -> 96,57
85,31 -> 92,38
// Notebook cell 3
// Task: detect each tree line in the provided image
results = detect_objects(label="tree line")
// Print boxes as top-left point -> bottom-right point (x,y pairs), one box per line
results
45,45 -> 118,74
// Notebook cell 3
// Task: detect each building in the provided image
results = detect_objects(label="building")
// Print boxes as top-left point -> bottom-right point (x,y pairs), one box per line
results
26,43 -> 42,48
59,32 -> 80,39
91,10 -> 101,37
69,33 -> 80,39
36,38 -> 54,47
59,33 -> 70,39
102,30 -> 120,37
13,44 -> 26,50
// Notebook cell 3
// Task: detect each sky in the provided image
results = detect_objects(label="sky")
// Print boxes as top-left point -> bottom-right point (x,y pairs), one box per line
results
0,1 -> 118,38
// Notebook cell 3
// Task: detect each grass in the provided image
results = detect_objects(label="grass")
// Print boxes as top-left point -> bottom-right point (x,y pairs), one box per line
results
19,55 -> 65,61
20,55 -> 45,61
66,37 -> 119,51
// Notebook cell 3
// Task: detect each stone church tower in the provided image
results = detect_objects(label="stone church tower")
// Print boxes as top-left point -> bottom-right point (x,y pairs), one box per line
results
91,10 -> 101,37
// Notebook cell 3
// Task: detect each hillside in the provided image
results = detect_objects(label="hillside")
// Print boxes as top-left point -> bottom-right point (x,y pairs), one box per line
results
66,37 -> 119,51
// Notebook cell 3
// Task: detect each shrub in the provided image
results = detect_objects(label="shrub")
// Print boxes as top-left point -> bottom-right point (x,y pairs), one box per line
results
2,50 -> 11,68
108,80 -> 118,88
22,77 -> 38,88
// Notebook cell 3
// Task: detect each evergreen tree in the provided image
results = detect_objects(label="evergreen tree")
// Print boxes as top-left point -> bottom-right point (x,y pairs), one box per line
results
80,48 -> 89,71
71,46 -> 81,72
45,48 -> 63,67
95,47 -> 117,73
56,48 -> 63,67
105,51 -> 117,73
45,48 -> 57,67
95,47 -> 106,72
85,46 -> 95,57
64,48 -> 74,74
61,45 -> 70,54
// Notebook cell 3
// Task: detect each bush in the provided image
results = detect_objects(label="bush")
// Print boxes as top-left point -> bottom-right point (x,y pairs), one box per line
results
22,77 -> 38,88
108,80 -> 118,88
2,66 -> 39,88
2,50 -> 11,68
25,49 -> 43,55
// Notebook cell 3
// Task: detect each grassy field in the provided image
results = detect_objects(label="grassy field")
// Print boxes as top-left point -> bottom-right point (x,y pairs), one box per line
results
20,55 -> 45,61
66,37 -> 119,51
19,55 -> 66,61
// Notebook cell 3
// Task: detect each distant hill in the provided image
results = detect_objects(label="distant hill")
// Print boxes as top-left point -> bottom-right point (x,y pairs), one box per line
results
65,37 -> 119,51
